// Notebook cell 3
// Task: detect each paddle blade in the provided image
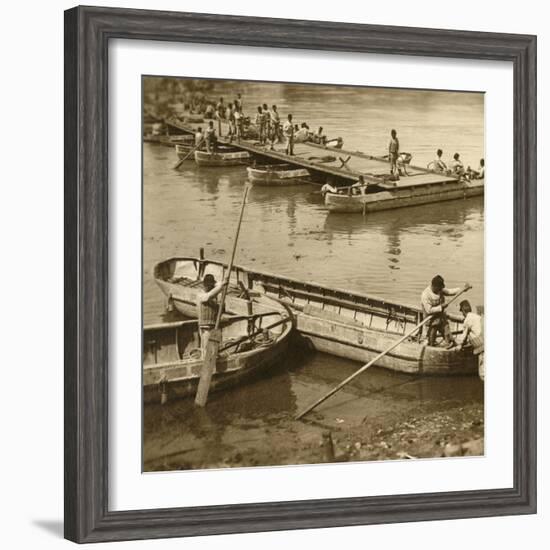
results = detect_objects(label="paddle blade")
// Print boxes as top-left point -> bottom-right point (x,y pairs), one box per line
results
194,329 -> 222,407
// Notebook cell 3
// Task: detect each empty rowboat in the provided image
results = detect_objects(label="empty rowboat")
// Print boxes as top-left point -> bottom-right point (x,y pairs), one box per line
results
247,164 -> 311,185
154,256 -> 478,376
194,148 -> 251,167
144,308 -> 292,404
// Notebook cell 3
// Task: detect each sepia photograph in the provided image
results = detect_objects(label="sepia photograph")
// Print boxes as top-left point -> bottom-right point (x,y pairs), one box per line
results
142,76 -> 485,472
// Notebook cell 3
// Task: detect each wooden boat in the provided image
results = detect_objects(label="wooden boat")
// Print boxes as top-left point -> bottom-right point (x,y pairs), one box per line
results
143,309 -> 292,405
324,177 -> 484,213
154,257 -> 290,322
194,148 -> 251,167
246,164 -> 311,185
154,256 -> 478,376
175,141 -> 196,158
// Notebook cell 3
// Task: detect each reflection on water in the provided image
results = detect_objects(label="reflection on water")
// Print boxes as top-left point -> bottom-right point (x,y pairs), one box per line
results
143,82 -> 484,469
144,134 -> 484,321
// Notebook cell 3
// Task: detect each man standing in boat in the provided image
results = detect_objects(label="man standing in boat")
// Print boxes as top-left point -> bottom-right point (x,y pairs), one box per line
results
388,129 -> 400,179
421,275 -> 470,348
195,127 -> 204,150
197,274 -> 228,354
458,300 -> 484,380
205,121 -> 217,153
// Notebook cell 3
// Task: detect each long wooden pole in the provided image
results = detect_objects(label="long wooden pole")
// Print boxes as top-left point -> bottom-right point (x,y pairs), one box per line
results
173,139 -> 204,170
295,286 -> 470,420
194,186 -> 249,407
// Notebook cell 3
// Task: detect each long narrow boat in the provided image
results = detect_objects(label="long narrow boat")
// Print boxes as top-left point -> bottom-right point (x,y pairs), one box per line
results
195,148 -> 251,167
154,257 -> 478,376
246,164 -> 311,185
143,306 -> 292,404
324,177 -> 484,214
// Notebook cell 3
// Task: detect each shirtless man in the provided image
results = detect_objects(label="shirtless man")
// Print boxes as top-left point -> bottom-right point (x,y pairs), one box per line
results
388,129 -> 400,179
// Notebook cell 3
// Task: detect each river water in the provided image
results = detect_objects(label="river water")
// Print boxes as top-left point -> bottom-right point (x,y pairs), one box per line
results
143,81 -> 484,470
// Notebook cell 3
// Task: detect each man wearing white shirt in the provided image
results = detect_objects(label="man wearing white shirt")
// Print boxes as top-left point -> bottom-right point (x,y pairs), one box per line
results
458,300 -> 484,380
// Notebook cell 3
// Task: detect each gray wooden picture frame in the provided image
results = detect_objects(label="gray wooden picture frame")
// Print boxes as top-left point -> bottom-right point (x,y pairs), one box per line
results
64,5 -> 537,543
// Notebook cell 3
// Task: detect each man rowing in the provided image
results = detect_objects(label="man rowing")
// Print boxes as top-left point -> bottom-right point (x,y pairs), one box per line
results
197,274 -> 229,355
421,275 -> 470,348
458,300 -> 484,380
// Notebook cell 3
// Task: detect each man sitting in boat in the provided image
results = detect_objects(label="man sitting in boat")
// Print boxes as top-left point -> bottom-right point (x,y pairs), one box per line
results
458,300 -> 484,380
320,182 -> 338,196
294,123 -> 310,143
421,275 -> 469,348
432,149 -> 448,173
466,158 -> 485,180
449,153 -> 468,179
197,274 -> 228,354
205,121 -> 217,152
349,175 -> 367,195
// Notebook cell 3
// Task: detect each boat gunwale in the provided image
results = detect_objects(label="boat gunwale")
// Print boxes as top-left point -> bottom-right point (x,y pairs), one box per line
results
153,256 -> 465,324
143,308 -> 293,385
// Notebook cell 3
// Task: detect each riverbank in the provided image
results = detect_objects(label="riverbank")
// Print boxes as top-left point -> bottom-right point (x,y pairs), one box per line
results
144,351 -> 483,472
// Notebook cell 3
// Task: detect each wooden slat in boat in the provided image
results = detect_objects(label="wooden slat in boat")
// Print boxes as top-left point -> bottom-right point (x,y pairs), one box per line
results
143,303 -> 292,404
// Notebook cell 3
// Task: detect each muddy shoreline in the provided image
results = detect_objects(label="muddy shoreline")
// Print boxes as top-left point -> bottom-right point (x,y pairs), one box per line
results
144,350 -> 484,472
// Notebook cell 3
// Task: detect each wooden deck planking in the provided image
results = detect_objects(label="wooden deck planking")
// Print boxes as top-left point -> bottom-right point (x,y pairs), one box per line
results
163,116 -> 461,188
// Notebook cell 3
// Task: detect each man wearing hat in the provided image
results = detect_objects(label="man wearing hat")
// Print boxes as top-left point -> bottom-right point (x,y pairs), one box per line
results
458,300 -> 484,380
197,274 -> 228,355
421,275 -> 469,348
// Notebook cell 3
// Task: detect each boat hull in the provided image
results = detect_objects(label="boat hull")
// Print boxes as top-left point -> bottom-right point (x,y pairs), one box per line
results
294,310 -> 475,375
154,257 -> 478,376
195,150 -> 251,166
247,165 -> 310,185
325,179 -> 484,213
143,325 -> 291,405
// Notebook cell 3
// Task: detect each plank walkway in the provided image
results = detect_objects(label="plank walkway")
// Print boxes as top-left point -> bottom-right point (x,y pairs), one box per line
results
160,114 -> 460,188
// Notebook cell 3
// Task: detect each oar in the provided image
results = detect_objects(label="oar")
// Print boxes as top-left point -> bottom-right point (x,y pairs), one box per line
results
194,185 -> 249,407
295,285 -> 471,420
173,139 -> 204,170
